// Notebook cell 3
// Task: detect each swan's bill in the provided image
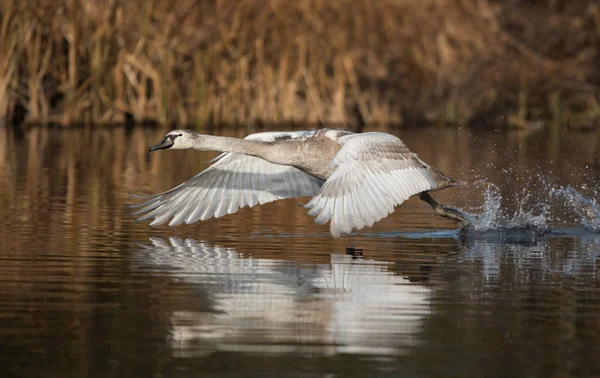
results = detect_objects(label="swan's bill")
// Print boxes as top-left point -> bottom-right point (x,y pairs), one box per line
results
149,136 -> 175,152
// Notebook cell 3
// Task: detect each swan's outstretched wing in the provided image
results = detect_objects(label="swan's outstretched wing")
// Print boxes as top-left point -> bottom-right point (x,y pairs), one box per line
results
132,131 -> 324,226
305,132 -> 438,237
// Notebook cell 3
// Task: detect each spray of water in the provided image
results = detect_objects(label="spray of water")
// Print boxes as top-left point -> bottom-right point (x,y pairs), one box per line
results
447,171 -> 600,233
551,186 -> 600,232
459,181 -> 550,231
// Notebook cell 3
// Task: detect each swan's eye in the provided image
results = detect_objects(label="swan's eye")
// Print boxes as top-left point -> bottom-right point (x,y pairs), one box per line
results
178,134 -> 182,137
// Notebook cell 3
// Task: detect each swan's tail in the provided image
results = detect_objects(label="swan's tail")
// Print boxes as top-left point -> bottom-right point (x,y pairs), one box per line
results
427,166 -> 466,190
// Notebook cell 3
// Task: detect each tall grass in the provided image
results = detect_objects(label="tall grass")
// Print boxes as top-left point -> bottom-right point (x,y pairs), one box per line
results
0,0 -> 599,128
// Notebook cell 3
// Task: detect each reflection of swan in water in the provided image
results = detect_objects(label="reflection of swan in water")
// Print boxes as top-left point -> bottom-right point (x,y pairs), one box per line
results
134,237 -> 431,357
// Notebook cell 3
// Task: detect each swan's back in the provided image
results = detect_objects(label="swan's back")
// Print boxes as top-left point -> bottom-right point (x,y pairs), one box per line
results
282,129 -> 353,180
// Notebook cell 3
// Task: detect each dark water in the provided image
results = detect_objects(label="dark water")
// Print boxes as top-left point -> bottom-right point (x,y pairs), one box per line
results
1,126 -> 600,378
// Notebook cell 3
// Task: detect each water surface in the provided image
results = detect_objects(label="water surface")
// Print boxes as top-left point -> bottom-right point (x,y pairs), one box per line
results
1,126 -> 600,377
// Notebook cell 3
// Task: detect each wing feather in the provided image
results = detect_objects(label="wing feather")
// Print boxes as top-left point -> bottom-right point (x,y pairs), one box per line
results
305,132 -> 440,237
133,131 -> 324,226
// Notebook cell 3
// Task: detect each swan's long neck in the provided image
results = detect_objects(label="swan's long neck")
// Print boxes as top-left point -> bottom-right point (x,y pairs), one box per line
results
192,134 -> 296,166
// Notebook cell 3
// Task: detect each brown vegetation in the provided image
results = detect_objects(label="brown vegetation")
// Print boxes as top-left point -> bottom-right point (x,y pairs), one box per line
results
0,0 -> 599,128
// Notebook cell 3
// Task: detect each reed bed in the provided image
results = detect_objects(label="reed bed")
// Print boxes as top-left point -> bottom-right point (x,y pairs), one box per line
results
0,0 -> 598,128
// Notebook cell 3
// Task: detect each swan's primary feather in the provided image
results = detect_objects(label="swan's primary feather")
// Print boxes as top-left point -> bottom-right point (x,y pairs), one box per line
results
134,131 -> 324,226
305,132 -> 438,237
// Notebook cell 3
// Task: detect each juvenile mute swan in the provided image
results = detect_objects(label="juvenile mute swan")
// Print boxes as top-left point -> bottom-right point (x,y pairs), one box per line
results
131,129 -> 468,237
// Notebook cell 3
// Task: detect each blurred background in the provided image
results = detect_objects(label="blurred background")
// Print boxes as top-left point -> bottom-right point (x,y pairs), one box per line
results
1,0 -> 599,130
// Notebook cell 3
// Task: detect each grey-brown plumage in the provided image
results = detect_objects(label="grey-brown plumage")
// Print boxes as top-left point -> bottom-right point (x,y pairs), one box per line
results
132,128 -> 467,237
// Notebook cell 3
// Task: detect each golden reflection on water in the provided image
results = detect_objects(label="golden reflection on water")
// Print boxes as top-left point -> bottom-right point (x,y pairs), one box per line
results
1,125 -> 600,377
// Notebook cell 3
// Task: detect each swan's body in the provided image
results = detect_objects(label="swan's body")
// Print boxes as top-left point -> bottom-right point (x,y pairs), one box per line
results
132,129 -> 466,237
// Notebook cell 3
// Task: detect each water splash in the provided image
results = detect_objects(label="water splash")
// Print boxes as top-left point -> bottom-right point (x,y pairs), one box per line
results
459,181 -> 550,231
463,182 -> 502,230
552,186 -> 600,232
447,178 -> 600,233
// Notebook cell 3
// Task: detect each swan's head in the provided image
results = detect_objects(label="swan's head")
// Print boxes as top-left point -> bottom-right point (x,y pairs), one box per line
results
149,129 -> 197,151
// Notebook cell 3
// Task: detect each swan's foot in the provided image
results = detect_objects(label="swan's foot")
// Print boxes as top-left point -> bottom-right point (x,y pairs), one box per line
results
419,192 -> 470,226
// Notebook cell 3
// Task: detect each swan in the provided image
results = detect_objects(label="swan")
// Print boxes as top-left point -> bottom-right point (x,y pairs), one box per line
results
131,129 -> 469,237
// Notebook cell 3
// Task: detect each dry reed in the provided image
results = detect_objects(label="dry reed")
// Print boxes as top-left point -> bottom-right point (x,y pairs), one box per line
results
0,0 -> 598,128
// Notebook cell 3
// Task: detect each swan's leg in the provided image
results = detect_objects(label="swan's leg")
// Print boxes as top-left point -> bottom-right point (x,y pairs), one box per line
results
419,192 -> 470,225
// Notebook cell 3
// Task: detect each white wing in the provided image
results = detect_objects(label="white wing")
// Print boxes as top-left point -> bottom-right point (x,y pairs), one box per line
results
304,133 -> 438,238
132,131 -> 324,226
